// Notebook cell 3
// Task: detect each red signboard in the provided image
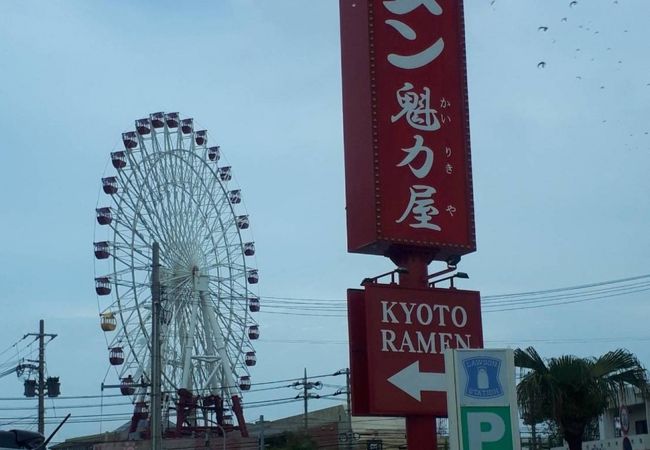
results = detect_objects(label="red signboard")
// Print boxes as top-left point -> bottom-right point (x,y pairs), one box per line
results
340,0 -> 475,261
348,284 -> 483,416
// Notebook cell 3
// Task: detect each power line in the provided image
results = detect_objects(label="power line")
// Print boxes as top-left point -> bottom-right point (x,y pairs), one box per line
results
483,273 -> 650,300
261,310 -> 346,317
482,281 -> 650,306
256,273 -> 650,315
483,284 -> 650,312
258,334 -> 650,346
264,273 -> 650,304
0,370 -> 357,434
1,271 -> 646,433
0,402 -> 133,412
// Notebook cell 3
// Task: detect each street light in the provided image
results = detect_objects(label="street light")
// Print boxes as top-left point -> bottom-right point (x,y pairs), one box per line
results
361,267 -> 408,285
429,272 -> 469,289
426,256 -> 462,281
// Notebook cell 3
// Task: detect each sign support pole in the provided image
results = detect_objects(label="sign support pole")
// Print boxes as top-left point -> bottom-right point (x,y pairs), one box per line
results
406,416 -> 436,450
391,250 -> 437,450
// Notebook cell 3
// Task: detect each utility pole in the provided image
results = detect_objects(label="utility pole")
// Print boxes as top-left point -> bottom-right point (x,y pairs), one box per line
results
292,368 -> 322,432
24,319 -> 57,435
303,368 -> 308,431
334,368 -> 354,449
151,242 -> 162,450
258,415 -> 267,450
37,320 -> 45,436
345,368 -> 352,450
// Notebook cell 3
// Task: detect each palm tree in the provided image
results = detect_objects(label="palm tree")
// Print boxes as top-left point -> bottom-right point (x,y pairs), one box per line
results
518,371 -> 548,450
514,347 -> 648,450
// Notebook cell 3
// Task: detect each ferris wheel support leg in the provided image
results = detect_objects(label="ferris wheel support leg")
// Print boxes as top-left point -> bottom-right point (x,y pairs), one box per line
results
231,395 -> 248,437
201,291 -> 237,397
180,288 -> 200,390
199,291 -> 223,393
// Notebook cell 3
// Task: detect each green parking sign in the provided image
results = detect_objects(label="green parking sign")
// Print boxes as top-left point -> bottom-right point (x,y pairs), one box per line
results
460,406 -> 513,450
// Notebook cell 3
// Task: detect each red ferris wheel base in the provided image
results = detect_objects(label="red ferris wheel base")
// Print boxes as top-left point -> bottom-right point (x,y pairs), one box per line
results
231,395 -> 248,437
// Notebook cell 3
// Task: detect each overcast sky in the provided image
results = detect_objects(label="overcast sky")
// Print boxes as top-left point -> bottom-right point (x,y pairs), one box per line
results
0,0 -> 649,444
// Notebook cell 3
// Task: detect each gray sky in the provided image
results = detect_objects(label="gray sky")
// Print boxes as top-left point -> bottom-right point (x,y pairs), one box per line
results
0,0 -> 649,443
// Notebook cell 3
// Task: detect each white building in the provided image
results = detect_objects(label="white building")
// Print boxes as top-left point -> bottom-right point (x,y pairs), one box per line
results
552,386 -> 650,450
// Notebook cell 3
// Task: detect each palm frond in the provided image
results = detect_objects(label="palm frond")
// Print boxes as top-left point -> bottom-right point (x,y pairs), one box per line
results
591,349 -> 649,404
591,349 -> 644,378
515,347 -> 548,372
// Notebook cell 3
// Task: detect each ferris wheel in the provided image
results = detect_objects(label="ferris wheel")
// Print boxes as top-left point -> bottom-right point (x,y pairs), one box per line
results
93,112 -> 260,436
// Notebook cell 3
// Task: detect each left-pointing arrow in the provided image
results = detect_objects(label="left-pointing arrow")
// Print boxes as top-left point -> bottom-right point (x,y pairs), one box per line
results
387,361 -> 447,401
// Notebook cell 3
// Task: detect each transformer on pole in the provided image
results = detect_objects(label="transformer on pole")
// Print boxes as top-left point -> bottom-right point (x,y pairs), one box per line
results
23,319 -> 59,435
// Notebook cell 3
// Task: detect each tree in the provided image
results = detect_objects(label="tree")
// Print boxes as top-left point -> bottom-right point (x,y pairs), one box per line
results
514,347 -> 648,450
517,372 -> 548,450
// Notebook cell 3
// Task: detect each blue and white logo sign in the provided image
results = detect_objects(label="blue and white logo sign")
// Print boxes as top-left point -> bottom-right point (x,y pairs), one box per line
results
462,357 -> 503,399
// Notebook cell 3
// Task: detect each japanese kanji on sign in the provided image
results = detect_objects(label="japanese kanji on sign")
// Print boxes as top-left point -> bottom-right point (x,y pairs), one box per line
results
340,0 -> 476,261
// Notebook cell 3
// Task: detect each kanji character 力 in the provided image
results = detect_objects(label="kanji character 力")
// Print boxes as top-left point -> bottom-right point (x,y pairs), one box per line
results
397,135 -> 434,179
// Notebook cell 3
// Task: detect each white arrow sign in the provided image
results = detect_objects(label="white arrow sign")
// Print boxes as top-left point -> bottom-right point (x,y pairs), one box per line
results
387,361 -> 447,401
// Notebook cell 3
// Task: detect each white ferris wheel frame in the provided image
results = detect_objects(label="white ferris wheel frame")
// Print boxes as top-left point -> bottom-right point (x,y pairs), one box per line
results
94,113 -> 258,421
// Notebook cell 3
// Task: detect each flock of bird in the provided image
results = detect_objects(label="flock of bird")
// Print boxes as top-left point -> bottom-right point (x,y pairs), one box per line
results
489,0 -> 628,72
534,1 -> 626,73
486,0 -> 648,147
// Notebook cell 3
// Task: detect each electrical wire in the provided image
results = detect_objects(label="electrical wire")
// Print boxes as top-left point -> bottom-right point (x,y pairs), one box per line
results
483,273 -> 650,300
3,274 -> 647,437
256,273 -> 650,315
0,372 -> 337,402
483,283 -> 650,312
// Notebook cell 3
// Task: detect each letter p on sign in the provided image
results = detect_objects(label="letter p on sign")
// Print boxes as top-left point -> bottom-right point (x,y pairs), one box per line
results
461,407 -> 513,450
